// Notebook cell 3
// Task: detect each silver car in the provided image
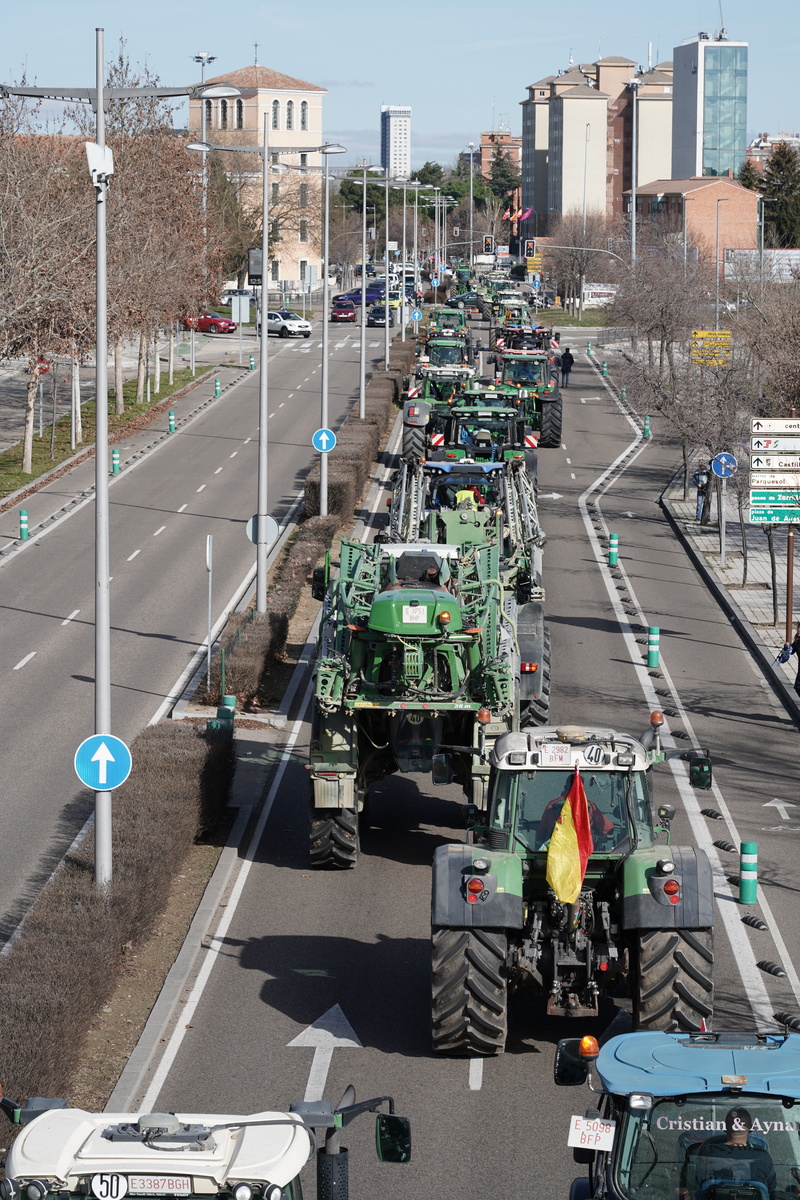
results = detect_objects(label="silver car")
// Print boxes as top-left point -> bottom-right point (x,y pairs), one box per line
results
257,309 -> 312,339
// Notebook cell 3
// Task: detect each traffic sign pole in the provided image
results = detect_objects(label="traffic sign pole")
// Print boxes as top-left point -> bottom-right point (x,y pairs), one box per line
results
787,526 -> 795,645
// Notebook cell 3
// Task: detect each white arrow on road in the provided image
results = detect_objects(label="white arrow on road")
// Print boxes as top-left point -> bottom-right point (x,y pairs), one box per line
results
91,741 -> 115,786
763,798 -> 796,821
287,1004 -> 362,1102
538,492 -> 563,500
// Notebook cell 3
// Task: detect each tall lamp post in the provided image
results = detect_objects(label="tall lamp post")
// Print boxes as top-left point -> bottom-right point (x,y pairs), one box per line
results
629,78 -> 640,266
319,143 -> 348,514
191,51 -> 216,234
467,142 -> 475,268
1,30 -> 239,888
345,166 -> 383,417
715,197 -> 730,330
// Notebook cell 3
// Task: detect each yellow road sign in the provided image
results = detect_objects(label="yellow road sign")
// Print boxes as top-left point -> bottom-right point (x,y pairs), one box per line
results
691,329 -> 732,364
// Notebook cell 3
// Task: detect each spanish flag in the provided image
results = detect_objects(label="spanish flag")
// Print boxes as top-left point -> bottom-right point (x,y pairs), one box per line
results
545,769 -> 594,903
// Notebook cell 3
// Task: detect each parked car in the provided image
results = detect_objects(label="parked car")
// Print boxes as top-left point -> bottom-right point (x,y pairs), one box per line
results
367,304 -> 395,328
220,288 -> 255,306
256,310 -> 312,338
182,310 -> 237,334
334,287 -> 383,306
330,299 -> 357,323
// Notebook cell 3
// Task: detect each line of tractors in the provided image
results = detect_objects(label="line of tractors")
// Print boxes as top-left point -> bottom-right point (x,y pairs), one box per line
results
306,269 -> 718,1054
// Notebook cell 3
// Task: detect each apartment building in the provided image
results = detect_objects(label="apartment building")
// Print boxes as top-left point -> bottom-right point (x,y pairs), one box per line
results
380,105 -> 412,180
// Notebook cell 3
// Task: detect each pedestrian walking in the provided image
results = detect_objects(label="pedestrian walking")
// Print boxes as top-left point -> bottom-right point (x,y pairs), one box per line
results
560,346 -> 574,388
782,622 -> 800,697
693,461 -> 710,521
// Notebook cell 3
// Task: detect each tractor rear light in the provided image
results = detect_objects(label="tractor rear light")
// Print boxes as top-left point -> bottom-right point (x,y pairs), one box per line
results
506,752 -> 527,765
520,662 -> 538,673
473,857 -> 490,873
598,960 -> 609,972
669,895 -> 680,904
466,878 -> 484,894
579,1035 -> 600,1060
438,611 -> 452,625
408,406 -> 418,417
663,879 -> 680,896
477,708 -> 492,724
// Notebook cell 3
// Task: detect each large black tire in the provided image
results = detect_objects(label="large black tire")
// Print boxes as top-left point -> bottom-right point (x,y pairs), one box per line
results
634,928 -> 714,1031
431,926 -> 508,1055
539,394 -> 563,448
520,627 -> 551,728
309,803 -> 359,869
402,423 -> 427,463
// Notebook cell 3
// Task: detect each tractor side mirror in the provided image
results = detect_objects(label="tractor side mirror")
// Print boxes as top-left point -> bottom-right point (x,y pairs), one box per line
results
311,566 -> 328,601
657,804 -> 676,826
375,1114 -> 411,1163
432,754 -> 454,786
554,1038 -> 590,1086
687,749 -> 712,790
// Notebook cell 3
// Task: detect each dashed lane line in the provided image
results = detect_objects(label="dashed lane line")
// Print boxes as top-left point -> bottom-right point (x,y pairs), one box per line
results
177,504 -> 188,513
214,468 -> 223,474
197,485 -> 206,492
13,652 -> 36,670
153,526 -> 166,536
127,549 -> 141,561
230,452 -> 238,458
61,609 -> 80,626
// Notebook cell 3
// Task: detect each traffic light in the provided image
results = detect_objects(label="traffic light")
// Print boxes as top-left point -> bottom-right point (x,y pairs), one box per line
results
483,235 -> 494,254
524,239 -> 536,258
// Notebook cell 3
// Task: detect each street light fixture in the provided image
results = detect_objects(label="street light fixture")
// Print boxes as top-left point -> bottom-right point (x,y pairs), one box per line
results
1,28 -> 240,890
346,166 -> 383,415
191,52 -> 217,231
319,143 -> 348,516
628,78 -> 641,266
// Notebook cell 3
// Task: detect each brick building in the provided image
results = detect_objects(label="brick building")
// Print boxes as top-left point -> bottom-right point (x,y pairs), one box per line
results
625,175 -> 759,258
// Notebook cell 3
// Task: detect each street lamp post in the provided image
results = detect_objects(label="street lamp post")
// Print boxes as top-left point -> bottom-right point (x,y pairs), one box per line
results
347,166 -> 383,416
1,30 -> 240,888
191,51 -> 216,236
629,78 -> 640,266
715,197 -> 730,330
319,144 -> 347,514
467,142 -> 475,268
384,168 -> 391,370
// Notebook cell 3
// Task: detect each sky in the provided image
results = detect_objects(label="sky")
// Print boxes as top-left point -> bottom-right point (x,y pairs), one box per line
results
3,0 -> 798,169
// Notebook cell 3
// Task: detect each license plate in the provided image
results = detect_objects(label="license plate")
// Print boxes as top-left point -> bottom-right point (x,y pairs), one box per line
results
128,1178 -> 192,1196
540,745 -> 570,766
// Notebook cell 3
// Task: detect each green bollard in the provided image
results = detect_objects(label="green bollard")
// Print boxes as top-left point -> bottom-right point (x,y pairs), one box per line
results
647,627 -> 660,668
587,340 -> 592,356
111,449 -> 120,474
621,385 -> 627,403
169,411 -> 176,433
19,509 -> 29,541
602,359 -> 608,377
643,415 -> 651,439
249,354 -> 256,370
739,842 -> 758,904
608,533 -> 619,566
214,378 -> 221,397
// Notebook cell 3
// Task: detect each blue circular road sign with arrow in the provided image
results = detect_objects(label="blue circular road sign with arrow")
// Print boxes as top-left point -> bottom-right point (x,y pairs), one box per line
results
75,734 -> 132,791
312,428 -> 336,454
411,309 -> 422,322
711,451 -> 737,479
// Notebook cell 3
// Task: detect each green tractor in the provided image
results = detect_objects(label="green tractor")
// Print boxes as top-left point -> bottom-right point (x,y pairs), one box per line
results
308,540 -> 548,867
493,348 -> 563,447
401,395 -> 539,471
431,714 -> 715,1053
430,307 -> 469,334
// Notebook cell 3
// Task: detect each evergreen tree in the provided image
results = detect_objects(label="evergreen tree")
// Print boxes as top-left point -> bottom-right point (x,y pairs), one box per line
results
737,160 -> 761,191
763,142 -> 800,247
488,147 -> 521,200
412,161 -> 445,188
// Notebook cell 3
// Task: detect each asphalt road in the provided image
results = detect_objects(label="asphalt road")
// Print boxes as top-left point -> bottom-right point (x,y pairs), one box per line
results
0,324 -> 389,939
141,332 -> 800,1200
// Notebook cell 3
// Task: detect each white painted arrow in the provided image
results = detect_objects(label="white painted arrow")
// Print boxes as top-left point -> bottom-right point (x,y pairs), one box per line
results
539,492 -> 563,500
763,798 -> 796,821
287,1004 -> 362,1102
623,511 -> 636,518
91,741 -> 115,786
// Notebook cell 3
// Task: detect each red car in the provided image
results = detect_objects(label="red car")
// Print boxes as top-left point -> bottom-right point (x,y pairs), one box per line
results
182,310 -> 237,334
330,300 -> 357,323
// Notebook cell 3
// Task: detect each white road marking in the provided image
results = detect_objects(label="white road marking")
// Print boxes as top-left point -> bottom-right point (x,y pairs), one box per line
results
335,342 -> 345,349
138,675 -> 316,1110
278,403 -> 284,408
154,526 -> 166,536
469,1058 -> 484,1091
269,412 -> 275,418
214,467 -> 223,474
566,457 -> 572,464
178,504 -> 188,512
303,378 -> 310,383
243,437 -> 251,444
230,451 -> 238,458
370,341 -> 380,347
197,485 -> 206,492
61,609 -> 80,626
13,652 -> 36,670
127,549 -> 141,561
570,472 -> 576,479
561,443 -> 567,449
580,398 -> 586,404
317,342 -> 323,348
288,393 -> 294,399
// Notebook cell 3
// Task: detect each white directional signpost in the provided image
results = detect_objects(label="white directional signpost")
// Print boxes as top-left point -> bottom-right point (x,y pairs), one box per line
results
750,417 -> 800,642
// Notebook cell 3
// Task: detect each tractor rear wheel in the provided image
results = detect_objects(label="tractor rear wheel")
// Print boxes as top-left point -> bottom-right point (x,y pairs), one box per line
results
431,926 -> 508,1055
309,802 -> 359,869
402,423 -> 427,463
539,394 -> 563,448
634,928 -> 713,1031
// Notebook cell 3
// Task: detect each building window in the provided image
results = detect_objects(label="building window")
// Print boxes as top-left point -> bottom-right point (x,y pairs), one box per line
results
299,259 -> 308,282
299,218 -> 309,243
272,99 -> 280,130
270,258 -> 279,282
220,99 -> 228,130
300,153 -> 308,167
270,152 -> 279,165
204,98 -> 212,129
300,100 -> 308,131
235,99 -> 244,129
286,100 -> 294,130
298,182 -> 309,209
271,181 -> 280,205
270,218 -> 281,242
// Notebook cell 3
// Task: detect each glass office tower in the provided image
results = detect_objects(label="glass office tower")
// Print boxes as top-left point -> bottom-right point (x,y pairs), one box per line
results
672,34 -> 748,179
